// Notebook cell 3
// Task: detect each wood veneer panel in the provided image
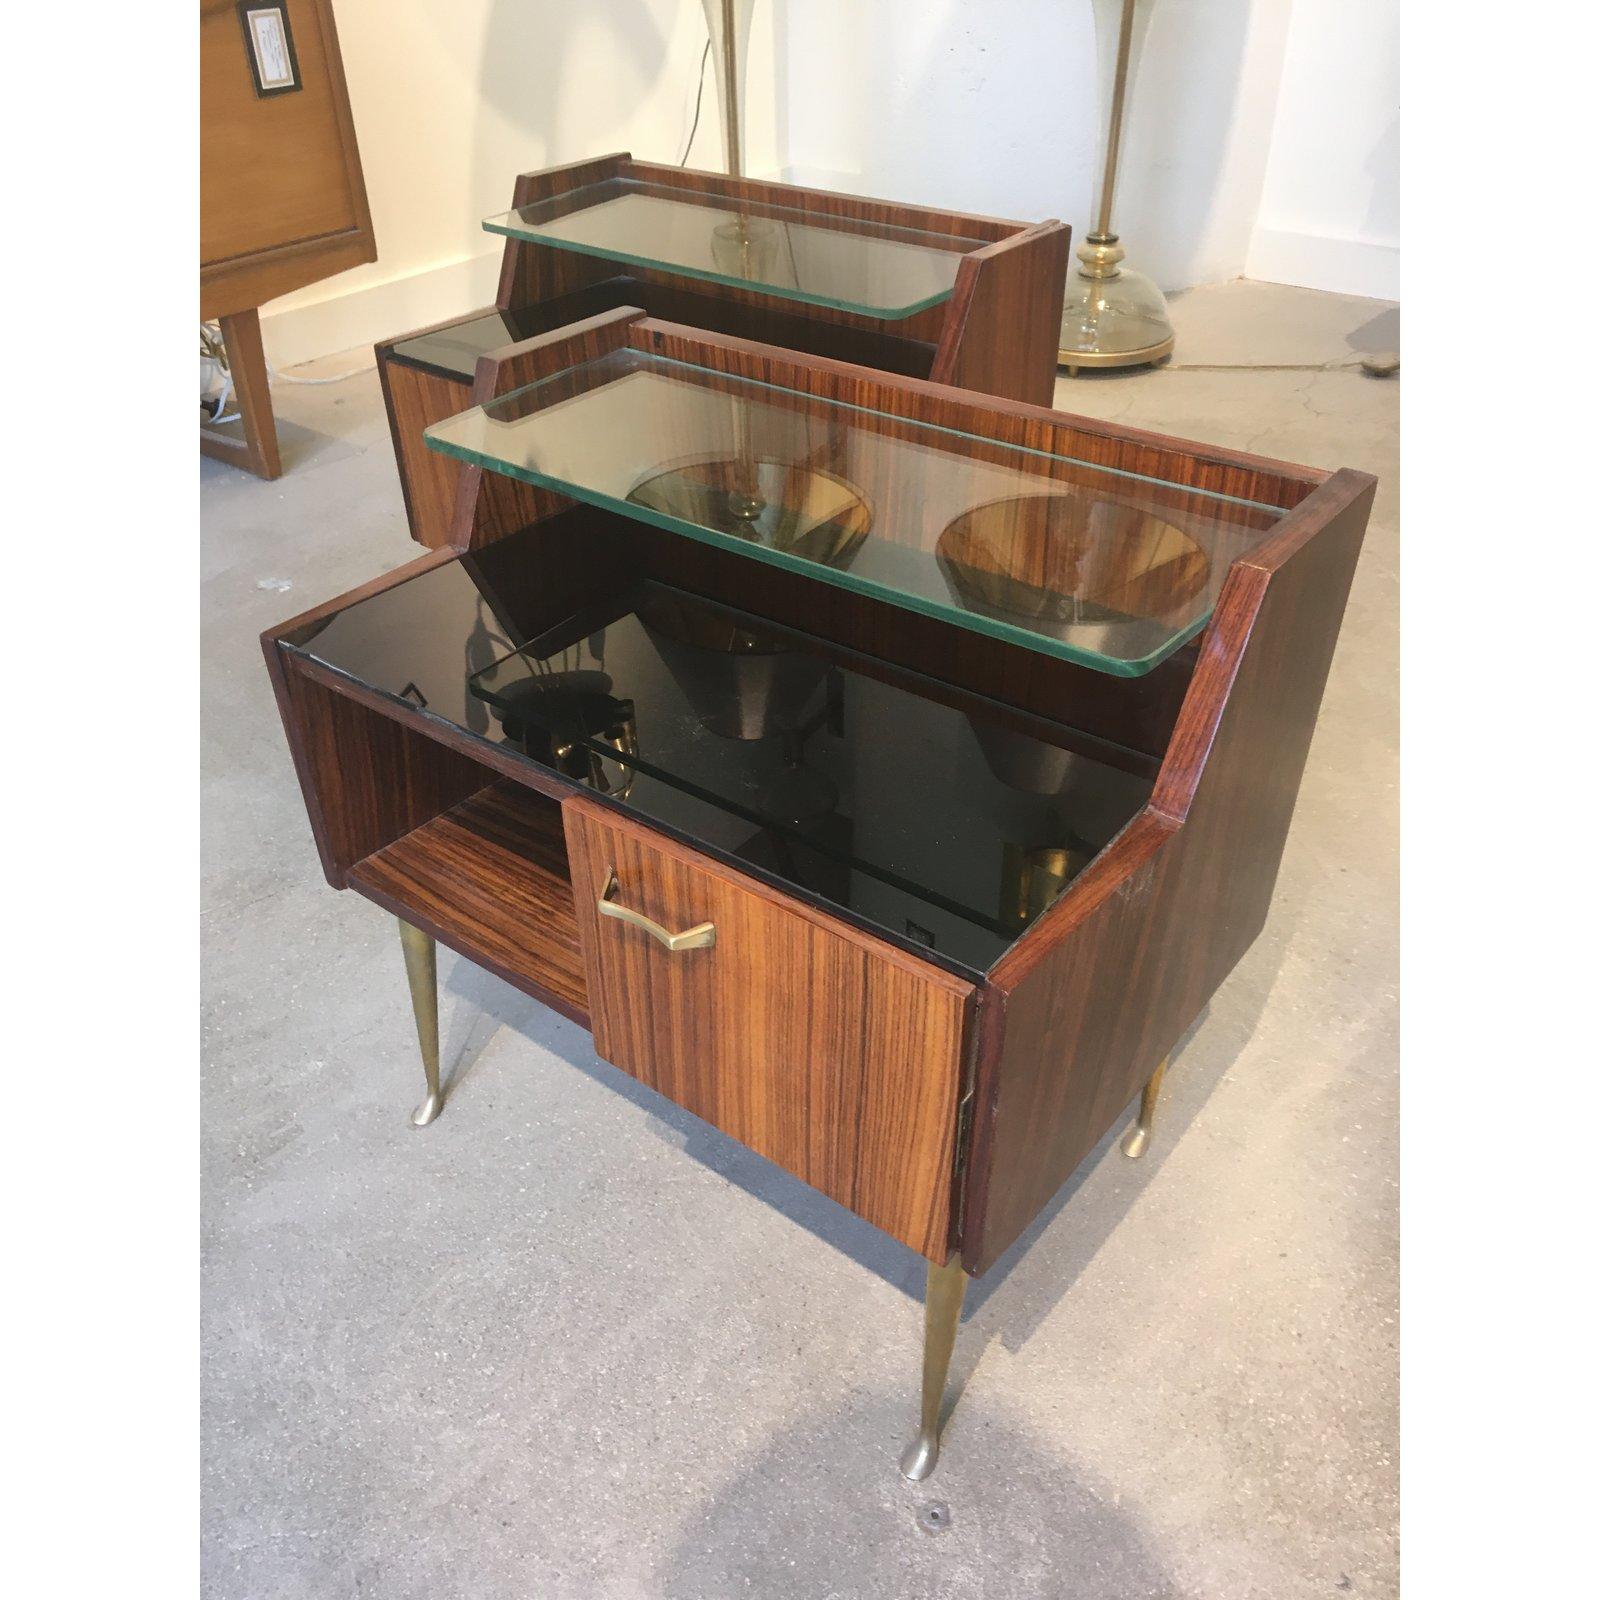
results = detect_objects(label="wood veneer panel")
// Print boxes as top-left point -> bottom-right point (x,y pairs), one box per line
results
348,782 -> 588,1025
958,470 -> 1377,1274
931,223 -> 1072,408
378,357 -> 469,548
264,649 -> 493,889
564,796 -> 972,1260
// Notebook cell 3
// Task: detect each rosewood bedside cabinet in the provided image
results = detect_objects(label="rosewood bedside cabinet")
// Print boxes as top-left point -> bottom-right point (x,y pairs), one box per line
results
265,310 -> 1375,1479
375,154 -> 1070,547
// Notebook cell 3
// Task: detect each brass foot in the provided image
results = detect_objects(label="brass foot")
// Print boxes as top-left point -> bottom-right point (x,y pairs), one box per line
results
1121,1056 -> 1169,1159
899,1252 -> 969,1481
397,919 -> 443,1128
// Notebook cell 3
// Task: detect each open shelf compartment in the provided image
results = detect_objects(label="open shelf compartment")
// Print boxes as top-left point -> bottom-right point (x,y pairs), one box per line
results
347,780 -> 589,1024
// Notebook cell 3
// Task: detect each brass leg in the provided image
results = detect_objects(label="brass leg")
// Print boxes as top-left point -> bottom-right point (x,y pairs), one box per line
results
899,1251 -> 969,1481
1121,1056 -> 1169,1159
398,919 -> 443,1127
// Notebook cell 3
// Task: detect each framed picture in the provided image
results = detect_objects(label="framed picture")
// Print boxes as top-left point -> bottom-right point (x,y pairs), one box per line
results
236,2 -> 301,97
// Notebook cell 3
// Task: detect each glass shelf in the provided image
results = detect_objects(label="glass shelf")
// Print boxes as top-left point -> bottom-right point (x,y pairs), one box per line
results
424,349 -> 1284,677
483,178 -> 970,320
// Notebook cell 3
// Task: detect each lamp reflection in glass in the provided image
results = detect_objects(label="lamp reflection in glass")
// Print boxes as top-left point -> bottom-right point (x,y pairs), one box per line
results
999,842 -> 1094,932
700,0 -> 783,305
636,591 -> 839,825
937,488 -> 1210,669
628,453 -> 872,567
468,658 -> 637,800
1059,0 -> 1176,374
937,487 -> 1192,903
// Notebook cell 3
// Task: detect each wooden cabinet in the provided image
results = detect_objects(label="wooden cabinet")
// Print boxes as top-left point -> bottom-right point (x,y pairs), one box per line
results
263,317 -> 1374,1479
200,0 -> 375,478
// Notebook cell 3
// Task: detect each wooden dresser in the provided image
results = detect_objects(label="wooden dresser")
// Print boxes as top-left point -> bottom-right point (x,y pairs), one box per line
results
200,0 -> 375,478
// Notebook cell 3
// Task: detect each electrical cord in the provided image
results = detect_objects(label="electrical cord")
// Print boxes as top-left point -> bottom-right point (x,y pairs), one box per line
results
267,357 -> 375,385
680,35 -> 712,165
200,318 -> 374,419
1168,355 -> 1399,375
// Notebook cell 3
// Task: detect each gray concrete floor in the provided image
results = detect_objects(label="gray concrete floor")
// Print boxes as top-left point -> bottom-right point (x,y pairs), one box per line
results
202,279 -> 1398,1599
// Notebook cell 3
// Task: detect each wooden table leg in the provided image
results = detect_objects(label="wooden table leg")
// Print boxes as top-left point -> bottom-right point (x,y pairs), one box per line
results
200,307 -> 282,480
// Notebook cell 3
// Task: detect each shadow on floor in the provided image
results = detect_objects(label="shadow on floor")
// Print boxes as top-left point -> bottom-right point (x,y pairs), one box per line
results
655,1394 -> 1182,1600
428,872 -> 1290,1386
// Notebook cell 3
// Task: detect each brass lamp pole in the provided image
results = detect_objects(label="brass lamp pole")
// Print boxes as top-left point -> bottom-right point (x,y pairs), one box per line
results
702,0 -> 754,177
1059,0 -> 1176,374
701,0 -> 768,518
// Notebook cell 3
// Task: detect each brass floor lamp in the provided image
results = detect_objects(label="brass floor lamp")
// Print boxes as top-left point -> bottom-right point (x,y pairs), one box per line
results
1059,0 -> 1176,373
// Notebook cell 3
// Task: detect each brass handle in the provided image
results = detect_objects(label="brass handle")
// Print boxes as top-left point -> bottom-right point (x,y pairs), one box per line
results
597,872 -> 716,952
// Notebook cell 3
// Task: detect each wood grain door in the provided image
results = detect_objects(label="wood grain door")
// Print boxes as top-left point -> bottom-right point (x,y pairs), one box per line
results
563,797 -> 971,1260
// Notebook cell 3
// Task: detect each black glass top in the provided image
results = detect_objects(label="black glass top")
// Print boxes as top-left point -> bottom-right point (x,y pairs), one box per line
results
388,307 -> 568,383
283,531 -> 1153,974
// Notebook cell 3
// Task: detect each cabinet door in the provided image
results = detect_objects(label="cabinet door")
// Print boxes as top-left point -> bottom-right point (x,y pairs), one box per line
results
563,797 -> 971,1260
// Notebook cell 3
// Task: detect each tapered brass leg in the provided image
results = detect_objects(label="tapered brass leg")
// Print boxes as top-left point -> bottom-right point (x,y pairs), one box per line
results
1121,1056 -> 1169,1159
397,919 -> 443,1127
899,1251 -> 969,1481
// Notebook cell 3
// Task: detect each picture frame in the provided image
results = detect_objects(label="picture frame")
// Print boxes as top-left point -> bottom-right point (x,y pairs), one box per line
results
236,2 -> 301,98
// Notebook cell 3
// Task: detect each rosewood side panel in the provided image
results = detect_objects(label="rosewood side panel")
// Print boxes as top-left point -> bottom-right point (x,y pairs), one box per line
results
929,223 -> 1072,407
958,470 -> 1377,1274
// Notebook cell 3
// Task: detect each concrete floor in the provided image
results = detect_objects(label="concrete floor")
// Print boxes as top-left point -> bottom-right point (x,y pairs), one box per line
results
202,280 -> 1398,1599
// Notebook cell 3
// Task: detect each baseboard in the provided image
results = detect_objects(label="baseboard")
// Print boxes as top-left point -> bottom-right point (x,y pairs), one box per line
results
1246,226 -> 1399,302
259,251 -> 504,368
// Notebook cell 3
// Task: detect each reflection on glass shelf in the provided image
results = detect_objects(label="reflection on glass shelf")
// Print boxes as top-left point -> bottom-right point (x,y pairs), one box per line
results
936,492 -> 1212,663
468,586 -> 1152,972
483,178 -> 970,319
627,456 -> 873,569
425,349 -> 1283,676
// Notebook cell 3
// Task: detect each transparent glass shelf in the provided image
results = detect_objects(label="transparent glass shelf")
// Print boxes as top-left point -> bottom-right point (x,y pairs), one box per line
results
483,178 -> 969,320
424,350 -> 1285,677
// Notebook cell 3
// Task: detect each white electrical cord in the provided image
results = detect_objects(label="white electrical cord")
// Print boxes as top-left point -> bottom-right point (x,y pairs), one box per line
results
209,374 -> 240,426
266,356 -> 375,385
200,317 -> 374,421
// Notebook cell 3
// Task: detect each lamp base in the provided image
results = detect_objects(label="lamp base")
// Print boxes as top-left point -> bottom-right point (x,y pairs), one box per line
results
1058,252 -> 1175,376
1058,333 -> 1174,376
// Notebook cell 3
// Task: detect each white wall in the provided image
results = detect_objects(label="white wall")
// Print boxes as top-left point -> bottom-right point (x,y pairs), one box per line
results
1247,0 -> 1400,299
261,0 -> 756,366
261,0 -> 1396,366
763,0 -> 1298,295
